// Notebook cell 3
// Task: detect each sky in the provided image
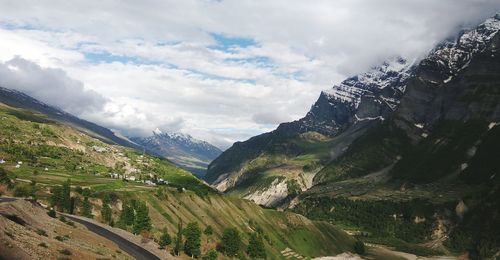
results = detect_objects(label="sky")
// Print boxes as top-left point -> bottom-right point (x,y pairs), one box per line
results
0,1 -> 499,149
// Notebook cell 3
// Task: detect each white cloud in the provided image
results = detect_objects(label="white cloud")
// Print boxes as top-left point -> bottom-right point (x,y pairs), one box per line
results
0,57 -> 106,115
0,1 -> 498,149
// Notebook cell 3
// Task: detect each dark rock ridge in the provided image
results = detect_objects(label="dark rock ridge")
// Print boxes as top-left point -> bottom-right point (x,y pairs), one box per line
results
205,57 -> 415,183
395,15 -> 500,140
205,13 -> 500,194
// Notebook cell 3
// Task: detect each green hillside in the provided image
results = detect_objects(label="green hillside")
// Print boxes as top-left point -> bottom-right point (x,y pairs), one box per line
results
0,102 -> 356,259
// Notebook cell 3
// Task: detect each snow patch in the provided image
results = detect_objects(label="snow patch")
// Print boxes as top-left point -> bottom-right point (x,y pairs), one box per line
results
323,57 -> 414,109
355,114 -> 385,122
488,122 -> 499,130
443,76 -> 453,83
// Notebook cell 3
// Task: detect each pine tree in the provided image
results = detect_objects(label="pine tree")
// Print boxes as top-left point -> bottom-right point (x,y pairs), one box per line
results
81,196 -> 93,218
219,227 -> 241,257
119,202 -> 135,226
247,232 -> 266,259
50,186 -> 63,210
62,179 -> 72,213
133,202 -> 151,234
174,219 -> 183,256
184,222 -> 201,258
159,229 -> 172,249
101,194 -> 112,224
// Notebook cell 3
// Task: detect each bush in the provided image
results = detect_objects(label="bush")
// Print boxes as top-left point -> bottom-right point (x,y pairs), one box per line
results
47,208 -> 57,218
159,230 -> 172,249
58,249 -> 72,255
13,184 -> 32,197
202,249 -> 218,260
204,225 -> 213,236
55,235 -> 68,241
36,229 -> 48,237
353,240 -> 365,255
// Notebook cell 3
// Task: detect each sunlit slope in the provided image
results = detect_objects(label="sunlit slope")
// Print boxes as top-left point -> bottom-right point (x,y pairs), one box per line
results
0,102 -> 355,259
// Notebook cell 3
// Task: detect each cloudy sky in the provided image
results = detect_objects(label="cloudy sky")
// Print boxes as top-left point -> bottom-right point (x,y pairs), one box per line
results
0,1 -> 499,148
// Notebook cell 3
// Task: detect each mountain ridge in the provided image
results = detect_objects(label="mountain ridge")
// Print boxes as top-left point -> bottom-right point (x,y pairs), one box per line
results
131,129 -> 222,177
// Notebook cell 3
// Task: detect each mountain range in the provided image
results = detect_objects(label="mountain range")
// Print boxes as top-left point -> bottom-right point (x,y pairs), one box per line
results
204,13 -> 500,258
0,85 -> 222,177
130,129 -> 222,177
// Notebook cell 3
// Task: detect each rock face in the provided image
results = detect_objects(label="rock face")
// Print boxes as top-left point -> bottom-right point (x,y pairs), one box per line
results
205,14 -> 500,208
131,129 -> 222,177
205,58 -> 415,188
395,15 -> 500,140
243,178 -> 289,207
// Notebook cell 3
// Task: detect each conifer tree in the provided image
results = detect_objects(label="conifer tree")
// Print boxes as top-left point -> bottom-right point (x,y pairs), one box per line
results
247,232 -> 266,259
174,219 -> 183,256
133,202 -> 151,234
184,222 -> 201,258
101,194 -> 112,224
219,227 -> 241,257
62,179 -> 72,213
81,196 -> 93,218
119,202 -> 135,226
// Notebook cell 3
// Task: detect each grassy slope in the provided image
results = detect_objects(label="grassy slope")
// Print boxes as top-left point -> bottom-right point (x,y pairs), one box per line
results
294,120 -> 500,258
0,103 -> 355,259
226,132 -> 335,197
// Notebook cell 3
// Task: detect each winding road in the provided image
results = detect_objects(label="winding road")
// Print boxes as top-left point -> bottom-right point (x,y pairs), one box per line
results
0,197 -> 162,260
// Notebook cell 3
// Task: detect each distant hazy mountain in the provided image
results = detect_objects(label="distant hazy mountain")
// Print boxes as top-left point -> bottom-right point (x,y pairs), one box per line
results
131,129 -> 222,177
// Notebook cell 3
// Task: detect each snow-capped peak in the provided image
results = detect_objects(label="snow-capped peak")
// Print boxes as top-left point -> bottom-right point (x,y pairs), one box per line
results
153,127 -> 163,135
424,14 -> 500,84
323,57 -> 415,109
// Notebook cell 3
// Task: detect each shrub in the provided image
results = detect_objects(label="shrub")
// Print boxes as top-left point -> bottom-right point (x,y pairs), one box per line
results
36,229 -> 48,237
58,249 -> 72,255
353,240 -> 366,255
159,230 -> 172,249
47,208 -> 57,218
202,249 -> 218,260
55,235 -> 67,241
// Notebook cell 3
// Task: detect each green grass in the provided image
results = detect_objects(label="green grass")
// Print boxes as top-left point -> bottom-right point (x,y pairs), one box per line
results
0,102 -> 357,259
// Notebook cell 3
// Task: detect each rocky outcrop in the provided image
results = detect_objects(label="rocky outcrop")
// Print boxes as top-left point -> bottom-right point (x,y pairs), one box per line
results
244,178 -> 289,207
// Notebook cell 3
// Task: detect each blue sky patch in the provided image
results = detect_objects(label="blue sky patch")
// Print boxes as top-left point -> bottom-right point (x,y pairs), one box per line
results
83,51 -> 166,66
209,32 -> 256,51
